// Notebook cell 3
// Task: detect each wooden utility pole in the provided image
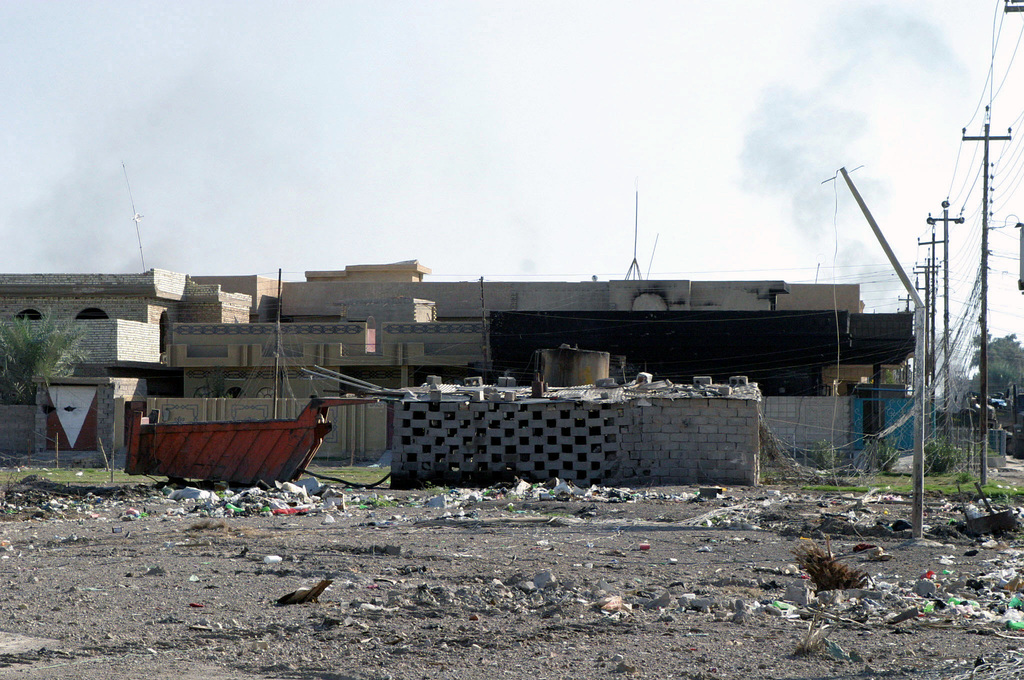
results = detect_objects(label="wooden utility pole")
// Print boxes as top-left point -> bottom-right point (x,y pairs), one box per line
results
963,118 -> 1012,484
927,202 -> 963,439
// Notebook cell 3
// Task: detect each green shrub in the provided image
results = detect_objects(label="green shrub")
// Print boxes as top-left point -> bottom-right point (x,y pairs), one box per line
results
808,440 -> 840,470
865,439 -> 899,472
925,438 -> 968,475
954,471 -> 975,485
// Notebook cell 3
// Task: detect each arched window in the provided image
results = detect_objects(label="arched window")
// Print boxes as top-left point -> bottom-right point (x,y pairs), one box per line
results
76,308 -> 109,320
15,309 -> 42,320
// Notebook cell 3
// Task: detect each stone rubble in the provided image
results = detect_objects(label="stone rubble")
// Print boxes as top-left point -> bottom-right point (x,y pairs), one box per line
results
4,470 -> 1024,678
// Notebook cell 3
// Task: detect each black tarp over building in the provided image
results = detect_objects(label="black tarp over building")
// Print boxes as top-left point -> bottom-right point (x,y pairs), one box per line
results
488,310 -> 914,396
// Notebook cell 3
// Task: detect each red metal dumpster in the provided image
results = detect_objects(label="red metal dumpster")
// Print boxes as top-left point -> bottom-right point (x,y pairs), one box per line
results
125,397 -> 376,486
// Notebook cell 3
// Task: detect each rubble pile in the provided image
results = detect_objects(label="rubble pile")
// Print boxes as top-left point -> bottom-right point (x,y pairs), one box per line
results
3,469 -> 1024,677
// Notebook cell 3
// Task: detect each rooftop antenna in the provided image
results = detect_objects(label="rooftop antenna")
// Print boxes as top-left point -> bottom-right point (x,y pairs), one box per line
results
625,179 -> 642,280
645,233 -> 660,279
122,162 -> 146,272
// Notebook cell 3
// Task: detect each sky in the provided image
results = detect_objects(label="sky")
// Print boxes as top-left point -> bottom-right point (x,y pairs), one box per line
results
2,1 -> 1024,359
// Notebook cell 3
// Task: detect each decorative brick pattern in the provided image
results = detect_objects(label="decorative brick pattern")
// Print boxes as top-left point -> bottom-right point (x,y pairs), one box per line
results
390,395 -> 760,488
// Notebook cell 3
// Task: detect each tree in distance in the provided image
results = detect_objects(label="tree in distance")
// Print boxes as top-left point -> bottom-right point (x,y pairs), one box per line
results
0,315 -> 86,405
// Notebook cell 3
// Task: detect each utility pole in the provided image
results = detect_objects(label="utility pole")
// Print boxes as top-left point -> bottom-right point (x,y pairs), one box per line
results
915,248 -> 941,388
840,167 -> 926,537
273,268 -> 283,418
963,116 -> 1012,485
927,202 -> 963,439
913,264 -> 934,389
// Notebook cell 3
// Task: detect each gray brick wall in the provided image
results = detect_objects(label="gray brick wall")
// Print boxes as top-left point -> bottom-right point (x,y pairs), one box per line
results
0,406 -> 35,457
761,396 -> 853,451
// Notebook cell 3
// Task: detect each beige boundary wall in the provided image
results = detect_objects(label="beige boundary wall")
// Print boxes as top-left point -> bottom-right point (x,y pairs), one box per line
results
761,396 -> 854,451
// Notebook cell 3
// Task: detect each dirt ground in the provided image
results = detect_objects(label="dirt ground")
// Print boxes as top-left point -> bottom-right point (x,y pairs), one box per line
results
3,463 -> 1024,680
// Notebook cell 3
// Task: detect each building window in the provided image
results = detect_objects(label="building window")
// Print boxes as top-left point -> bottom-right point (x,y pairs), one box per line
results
76,308 -> 109,320
159,311 -> 169,354
15,309 -> 42,320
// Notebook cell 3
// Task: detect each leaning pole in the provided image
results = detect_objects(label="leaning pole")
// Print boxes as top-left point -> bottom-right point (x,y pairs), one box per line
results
840,167 -> 927,538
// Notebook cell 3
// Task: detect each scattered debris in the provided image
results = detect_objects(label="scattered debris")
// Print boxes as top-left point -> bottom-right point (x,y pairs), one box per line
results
277,579 -> 333,606
792,539 -> 868,592
794,618 -> 829,656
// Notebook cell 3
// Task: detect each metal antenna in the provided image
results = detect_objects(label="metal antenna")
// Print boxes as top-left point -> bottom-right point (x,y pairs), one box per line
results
122,162 -> 146,271
625,180 -> 642,280
645,233 -> 660,279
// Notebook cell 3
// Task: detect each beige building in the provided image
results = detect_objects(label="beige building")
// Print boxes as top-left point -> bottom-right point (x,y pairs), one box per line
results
0,262 -> 901,464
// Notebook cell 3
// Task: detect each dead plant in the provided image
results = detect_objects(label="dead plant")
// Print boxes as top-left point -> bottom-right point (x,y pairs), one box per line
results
791,537 -> 868,592
794,616 -> 829,656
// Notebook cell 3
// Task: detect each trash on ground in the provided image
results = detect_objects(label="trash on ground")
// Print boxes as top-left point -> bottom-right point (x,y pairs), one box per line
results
277,579 -> 333,605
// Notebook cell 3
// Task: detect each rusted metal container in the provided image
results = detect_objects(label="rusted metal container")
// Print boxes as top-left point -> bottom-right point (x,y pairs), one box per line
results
539,345 -> 610,387
125,397 -> 376,486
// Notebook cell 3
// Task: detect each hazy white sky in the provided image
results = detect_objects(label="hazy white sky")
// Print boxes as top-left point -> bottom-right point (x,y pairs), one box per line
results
2,1 -> 1023,344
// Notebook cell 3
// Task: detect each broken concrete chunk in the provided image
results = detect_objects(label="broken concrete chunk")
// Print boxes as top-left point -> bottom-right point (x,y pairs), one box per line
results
533,570 -> 557,590
913,579 -> 937,598
785,581 -> 815,607
644,590 -> 672,610
685,597 -> 716,612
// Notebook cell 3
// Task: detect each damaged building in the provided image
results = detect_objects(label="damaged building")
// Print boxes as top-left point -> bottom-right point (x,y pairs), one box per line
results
0,262 -> 915,480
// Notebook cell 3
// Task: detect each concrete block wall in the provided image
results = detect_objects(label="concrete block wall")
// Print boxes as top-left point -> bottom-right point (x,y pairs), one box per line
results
632,397 -> 760,485
115,321 -> 161,362
761,396 -> 853,451
0,297 -> 156,323
0,406 -> 36,457
0,272 -> 162,288
391,400 -> 628,487
390,395 -> 761,488
78,320 -> 161,363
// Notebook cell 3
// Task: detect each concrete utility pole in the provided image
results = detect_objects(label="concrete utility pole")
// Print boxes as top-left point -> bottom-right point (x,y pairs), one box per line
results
927,203 -> 963,439
840,167 -> 927,537
273,268 -> 283,418
963,118 -> 1012,485
913,261 -> 938,389
1018,221 -> 1024,292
